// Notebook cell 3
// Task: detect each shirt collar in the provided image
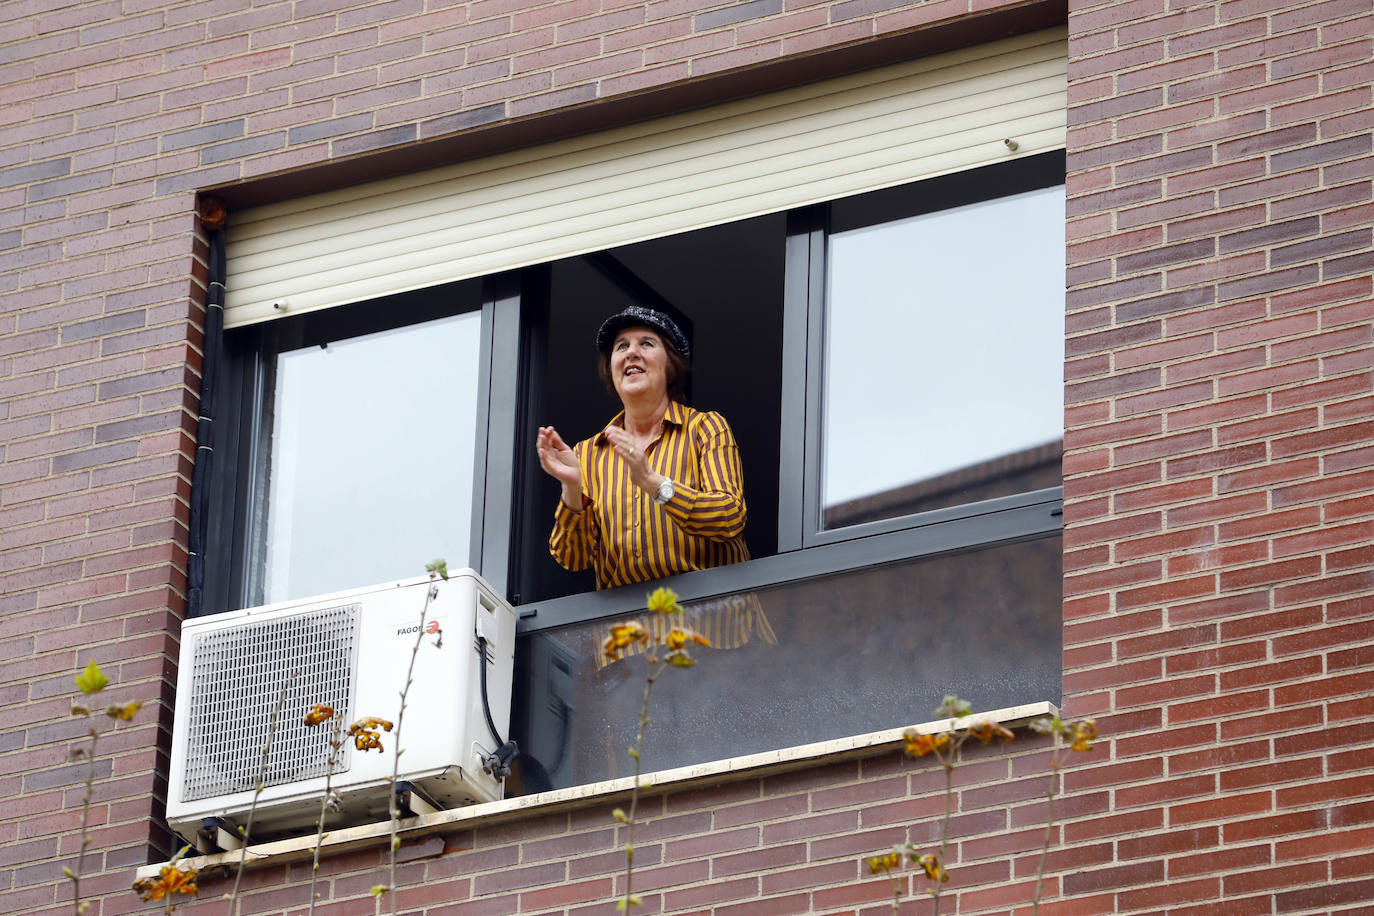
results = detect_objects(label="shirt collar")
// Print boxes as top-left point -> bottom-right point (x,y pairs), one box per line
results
595,401 -> 688,444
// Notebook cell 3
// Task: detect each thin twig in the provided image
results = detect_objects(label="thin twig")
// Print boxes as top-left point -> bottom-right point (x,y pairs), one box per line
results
930,745 -> 956,916
1032,732 -> 1060,915
620,657 -> 665,910
228,679 -> 293,916
69,725 -> 100,916
384,575 -> 436,913
308,720 -> 345,916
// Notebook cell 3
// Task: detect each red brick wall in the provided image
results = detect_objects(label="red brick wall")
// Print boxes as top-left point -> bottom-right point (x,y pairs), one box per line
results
2,0 -> 1372,913
1062,0 -> 1374,912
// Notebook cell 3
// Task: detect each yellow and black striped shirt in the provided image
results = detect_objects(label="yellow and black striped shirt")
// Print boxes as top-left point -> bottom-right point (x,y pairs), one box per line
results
550,401 -> 751,589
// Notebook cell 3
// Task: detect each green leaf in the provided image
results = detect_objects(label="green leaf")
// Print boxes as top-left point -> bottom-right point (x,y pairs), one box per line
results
425,558 -> 449,580
933,694 -> 972,720
74,660 -> 109,696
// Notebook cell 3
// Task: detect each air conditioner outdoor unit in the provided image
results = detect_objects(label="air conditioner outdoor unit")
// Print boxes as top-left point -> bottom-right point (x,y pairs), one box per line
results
167,571 -> 516,851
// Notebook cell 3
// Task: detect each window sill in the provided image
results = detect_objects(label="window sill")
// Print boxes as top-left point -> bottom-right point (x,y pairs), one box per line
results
138,701 -> 1057,879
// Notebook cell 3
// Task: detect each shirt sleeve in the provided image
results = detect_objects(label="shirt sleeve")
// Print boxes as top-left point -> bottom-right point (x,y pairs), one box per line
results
661,411 -> 748,541
549,445 -> 597,572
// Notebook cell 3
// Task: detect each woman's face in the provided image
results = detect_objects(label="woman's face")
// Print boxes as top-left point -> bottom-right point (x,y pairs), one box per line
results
609,326 -> 668,404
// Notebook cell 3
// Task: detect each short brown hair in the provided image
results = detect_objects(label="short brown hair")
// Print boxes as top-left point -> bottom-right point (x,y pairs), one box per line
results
598,342 -> 691,403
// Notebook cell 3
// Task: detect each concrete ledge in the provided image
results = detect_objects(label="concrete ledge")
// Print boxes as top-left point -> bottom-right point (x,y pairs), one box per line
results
137,701 -> 1057,879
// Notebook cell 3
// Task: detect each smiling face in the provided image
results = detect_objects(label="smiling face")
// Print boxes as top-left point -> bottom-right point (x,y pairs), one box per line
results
609,325 -> 669,405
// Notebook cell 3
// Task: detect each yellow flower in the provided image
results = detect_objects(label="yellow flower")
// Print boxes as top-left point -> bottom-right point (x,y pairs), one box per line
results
105,701 -> 144,721
663,627 -> 710,651
867,851 -> 901,874
346,716 -> 393,752
132,864 -> 198,902
646,587 -> 681,615
902,728 -> 950,758
303,704 -> 334,727
353,730 -> 384,752
968,721 -> 1014,745
351,716 -> 394,733
1069,719 -> 1098,752
917,854 -> 947,883
602,621 -> 649,661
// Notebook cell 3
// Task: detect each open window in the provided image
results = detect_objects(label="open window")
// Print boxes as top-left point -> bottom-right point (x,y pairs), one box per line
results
201,30 -> 1070,795
513,213 -> 787,605
203,152 -> 1065,798
508,152 -> 1066,791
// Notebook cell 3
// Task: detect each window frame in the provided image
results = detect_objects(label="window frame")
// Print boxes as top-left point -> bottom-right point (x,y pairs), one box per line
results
797,150 -> 1066,550
205,153 -> 1065,623
201,279 -> 508,615
516,151 -> 1066,635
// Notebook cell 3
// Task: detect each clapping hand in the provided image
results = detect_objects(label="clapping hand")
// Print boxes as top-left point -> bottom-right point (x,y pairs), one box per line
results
602,425 -> 657,492
537,426 -> 583,506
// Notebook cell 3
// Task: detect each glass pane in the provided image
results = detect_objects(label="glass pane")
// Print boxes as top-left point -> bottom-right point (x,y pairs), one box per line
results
510,535 -> 1061,792
822,185 -> 1065,529
260,311 -> 481,604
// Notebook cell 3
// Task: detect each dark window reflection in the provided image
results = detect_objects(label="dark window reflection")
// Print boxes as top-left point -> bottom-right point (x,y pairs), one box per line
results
510,535 -> 1061,792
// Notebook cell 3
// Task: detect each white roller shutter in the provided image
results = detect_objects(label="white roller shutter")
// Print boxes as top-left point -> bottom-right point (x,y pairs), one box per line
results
225,27 -> 1066,328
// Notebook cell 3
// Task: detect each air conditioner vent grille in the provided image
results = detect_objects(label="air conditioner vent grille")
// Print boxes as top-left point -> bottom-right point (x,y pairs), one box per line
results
181,603 -> 361,802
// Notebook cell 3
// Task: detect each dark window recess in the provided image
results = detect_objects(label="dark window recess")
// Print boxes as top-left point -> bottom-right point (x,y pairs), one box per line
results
513,213 -> 786,605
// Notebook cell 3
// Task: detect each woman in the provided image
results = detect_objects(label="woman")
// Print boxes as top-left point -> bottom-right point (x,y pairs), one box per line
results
537,306 -> 753,589
528,308 -> 771,791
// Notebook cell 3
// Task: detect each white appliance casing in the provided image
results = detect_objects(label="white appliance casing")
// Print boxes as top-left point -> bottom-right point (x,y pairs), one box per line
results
166,571 -> 515,846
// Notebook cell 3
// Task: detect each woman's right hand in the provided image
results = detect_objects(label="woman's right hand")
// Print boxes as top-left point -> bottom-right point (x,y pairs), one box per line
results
537,426 -> 583,505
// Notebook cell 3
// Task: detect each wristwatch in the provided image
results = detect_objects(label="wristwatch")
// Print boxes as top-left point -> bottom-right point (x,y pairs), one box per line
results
654,476 -> 674,505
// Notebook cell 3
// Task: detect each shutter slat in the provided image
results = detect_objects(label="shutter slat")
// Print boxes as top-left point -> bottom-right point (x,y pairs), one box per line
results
226,28 -> 1067,327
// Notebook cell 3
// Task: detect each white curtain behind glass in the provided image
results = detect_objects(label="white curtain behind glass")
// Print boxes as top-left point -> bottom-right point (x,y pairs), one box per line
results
263,311 -> 481,603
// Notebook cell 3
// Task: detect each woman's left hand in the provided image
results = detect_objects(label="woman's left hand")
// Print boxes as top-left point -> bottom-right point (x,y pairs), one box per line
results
604,426 -> 661,493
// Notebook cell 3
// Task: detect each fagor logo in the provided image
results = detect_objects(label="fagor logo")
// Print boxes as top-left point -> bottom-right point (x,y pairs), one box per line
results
395,620 -> 442,637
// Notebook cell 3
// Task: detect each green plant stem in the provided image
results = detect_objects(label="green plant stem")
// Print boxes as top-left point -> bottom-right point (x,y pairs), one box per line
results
229,680 -> 292,916
385,577 -> 435,914
308,724 -> 345,916
69,724 -> 100,916
621,656 -> 664,910
1032,737 -> 1060,915
931,752 -> 954,916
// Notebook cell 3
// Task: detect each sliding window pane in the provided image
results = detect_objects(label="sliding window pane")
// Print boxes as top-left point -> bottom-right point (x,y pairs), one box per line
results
259,311 -> 482,603
821,183 -> 1064,530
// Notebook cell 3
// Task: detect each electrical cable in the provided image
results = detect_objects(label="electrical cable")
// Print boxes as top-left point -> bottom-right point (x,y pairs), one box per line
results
477,636 -> 519,777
